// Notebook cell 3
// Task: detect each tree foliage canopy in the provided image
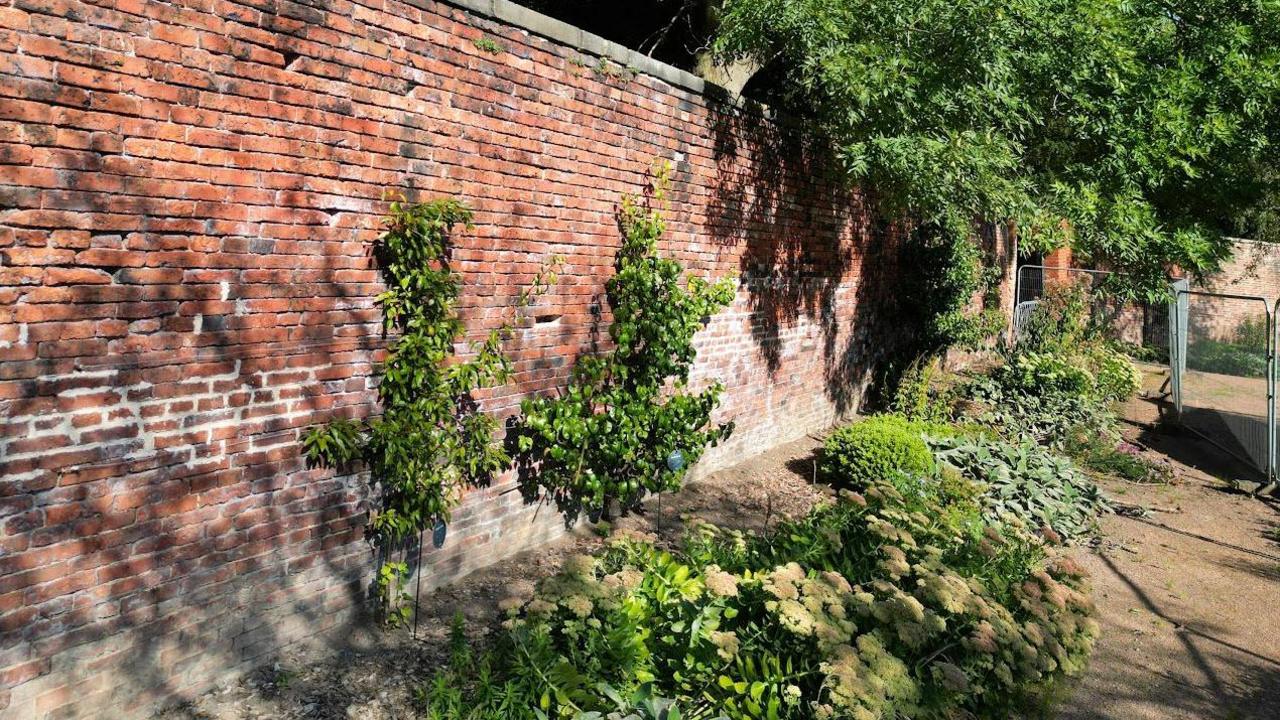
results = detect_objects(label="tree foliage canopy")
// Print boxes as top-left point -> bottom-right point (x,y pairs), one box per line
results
713,0 -> 1280,292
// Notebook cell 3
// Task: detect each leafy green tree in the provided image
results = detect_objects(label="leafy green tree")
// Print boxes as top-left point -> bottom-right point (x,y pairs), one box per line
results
1236,162 -> 1280,244
713,0 -> 1280,294
515,166 -> 737,518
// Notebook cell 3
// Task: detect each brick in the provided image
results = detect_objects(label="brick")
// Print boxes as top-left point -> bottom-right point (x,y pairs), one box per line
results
0,143 -> 33,164
43,267 -> 112,285
0,658 -> 50,687
0,247 -> 75,265
74,249 -> 146,267
0,1 -> 965,718
113,267 -> 184,284
0,266 -> 43,285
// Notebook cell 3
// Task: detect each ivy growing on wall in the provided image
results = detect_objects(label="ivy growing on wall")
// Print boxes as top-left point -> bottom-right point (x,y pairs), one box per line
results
303,197 -> 557,544
514,165 -> 737,518
898,221 -> 1005,356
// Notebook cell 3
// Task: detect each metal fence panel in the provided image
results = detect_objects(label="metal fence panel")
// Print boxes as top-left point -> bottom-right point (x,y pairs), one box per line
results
1173,290 -> 1274,479
1013,265 -> 1165,352
1272,298 -> 1280,490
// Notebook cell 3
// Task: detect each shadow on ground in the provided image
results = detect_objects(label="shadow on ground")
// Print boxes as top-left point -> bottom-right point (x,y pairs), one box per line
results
1057,379 -> 1280,720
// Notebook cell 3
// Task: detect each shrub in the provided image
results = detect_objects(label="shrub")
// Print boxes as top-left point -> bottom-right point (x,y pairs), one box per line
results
1111,339 -> 1169,365
514,165 -> 736,518
1084,345 -> 1142,402
966,331 -> 1140,449
889,356 -> 959,425
1008,283 -> 1143,403
896,223 -> 1006,354
961,374 -> 1116,449
423,483 -> 1098,720
926,434 -> 1111,542
979,284 -> 1140,451
1186,339 -> 1269,378
819,415 -> 936,489
1003,352 -> 1096,396
1016,284 -> 1096,355
1233,315 -> 1270,348
1190,315 -> 1273,377
997,346 -> 1139,406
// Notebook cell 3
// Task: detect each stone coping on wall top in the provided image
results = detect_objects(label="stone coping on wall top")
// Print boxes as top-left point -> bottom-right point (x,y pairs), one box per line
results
1224,236 -> 1270,248
442,0 -> 761,110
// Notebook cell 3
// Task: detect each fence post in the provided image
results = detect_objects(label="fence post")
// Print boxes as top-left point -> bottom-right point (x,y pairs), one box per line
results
1270,300 -> 1279,492
1167,286 -> 1176,414
1012,264 -> 1023,346
1167,280 -> 1189,417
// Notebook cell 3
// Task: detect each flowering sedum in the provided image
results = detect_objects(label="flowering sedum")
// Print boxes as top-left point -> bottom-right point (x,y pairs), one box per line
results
421,478 -> 1099,720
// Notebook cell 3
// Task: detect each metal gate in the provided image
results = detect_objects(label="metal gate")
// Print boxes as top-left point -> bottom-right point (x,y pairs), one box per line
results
1012,264 -> 1160,349
1168,286 -> 1277,487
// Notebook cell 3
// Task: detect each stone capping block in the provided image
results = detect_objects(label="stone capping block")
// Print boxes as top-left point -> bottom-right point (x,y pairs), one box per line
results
447,0 -> 717,98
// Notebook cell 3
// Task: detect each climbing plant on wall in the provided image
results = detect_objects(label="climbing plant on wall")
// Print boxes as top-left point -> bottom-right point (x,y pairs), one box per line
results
303,197 -> 557,544
897,221 -> 1006,356
514,164 -> 737,518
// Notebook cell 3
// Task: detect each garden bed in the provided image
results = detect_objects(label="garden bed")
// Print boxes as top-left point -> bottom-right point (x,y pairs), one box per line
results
155,438 -> 828,720
158,371 -> 1280,720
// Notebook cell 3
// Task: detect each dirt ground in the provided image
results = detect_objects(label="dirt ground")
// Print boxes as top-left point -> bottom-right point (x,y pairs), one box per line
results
158,371 -> 1280,720
1180,368 -> 1269,418
1055,370 -> 1280,720
1176,366 -> 1275,472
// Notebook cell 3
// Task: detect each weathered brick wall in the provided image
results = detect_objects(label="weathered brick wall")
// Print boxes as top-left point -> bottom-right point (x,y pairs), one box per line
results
1190,238 -> 1280,342
0,1 -> 904,717
1204,238 -> 1280,302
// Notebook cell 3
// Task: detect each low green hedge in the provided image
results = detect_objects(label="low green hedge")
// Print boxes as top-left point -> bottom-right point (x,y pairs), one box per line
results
819,415 -> 936,490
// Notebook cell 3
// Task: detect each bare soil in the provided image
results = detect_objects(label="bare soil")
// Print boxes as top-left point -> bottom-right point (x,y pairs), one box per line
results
1180,368 -> 1269,419
159,370 -> 1280,720
1055,370 -> 1280,720
1174,366 -> 1275,473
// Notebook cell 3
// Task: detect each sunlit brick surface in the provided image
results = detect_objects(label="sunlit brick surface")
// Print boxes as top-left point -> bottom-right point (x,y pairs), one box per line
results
0,1 -> 924,716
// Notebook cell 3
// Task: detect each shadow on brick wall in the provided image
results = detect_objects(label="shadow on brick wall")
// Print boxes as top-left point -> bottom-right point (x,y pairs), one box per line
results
703,103 -> 903,416
0,205 -> 404,716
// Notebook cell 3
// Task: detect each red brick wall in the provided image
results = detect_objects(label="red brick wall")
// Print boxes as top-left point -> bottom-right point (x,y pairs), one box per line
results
0,1 -> 902,717
1190,238 -> 1280,342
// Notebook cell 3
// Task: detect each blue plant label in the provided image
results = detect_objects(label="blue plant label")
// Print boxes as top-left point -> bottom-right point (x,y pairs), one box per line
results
666,449 -> 685,472
432,520 -> 447,548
